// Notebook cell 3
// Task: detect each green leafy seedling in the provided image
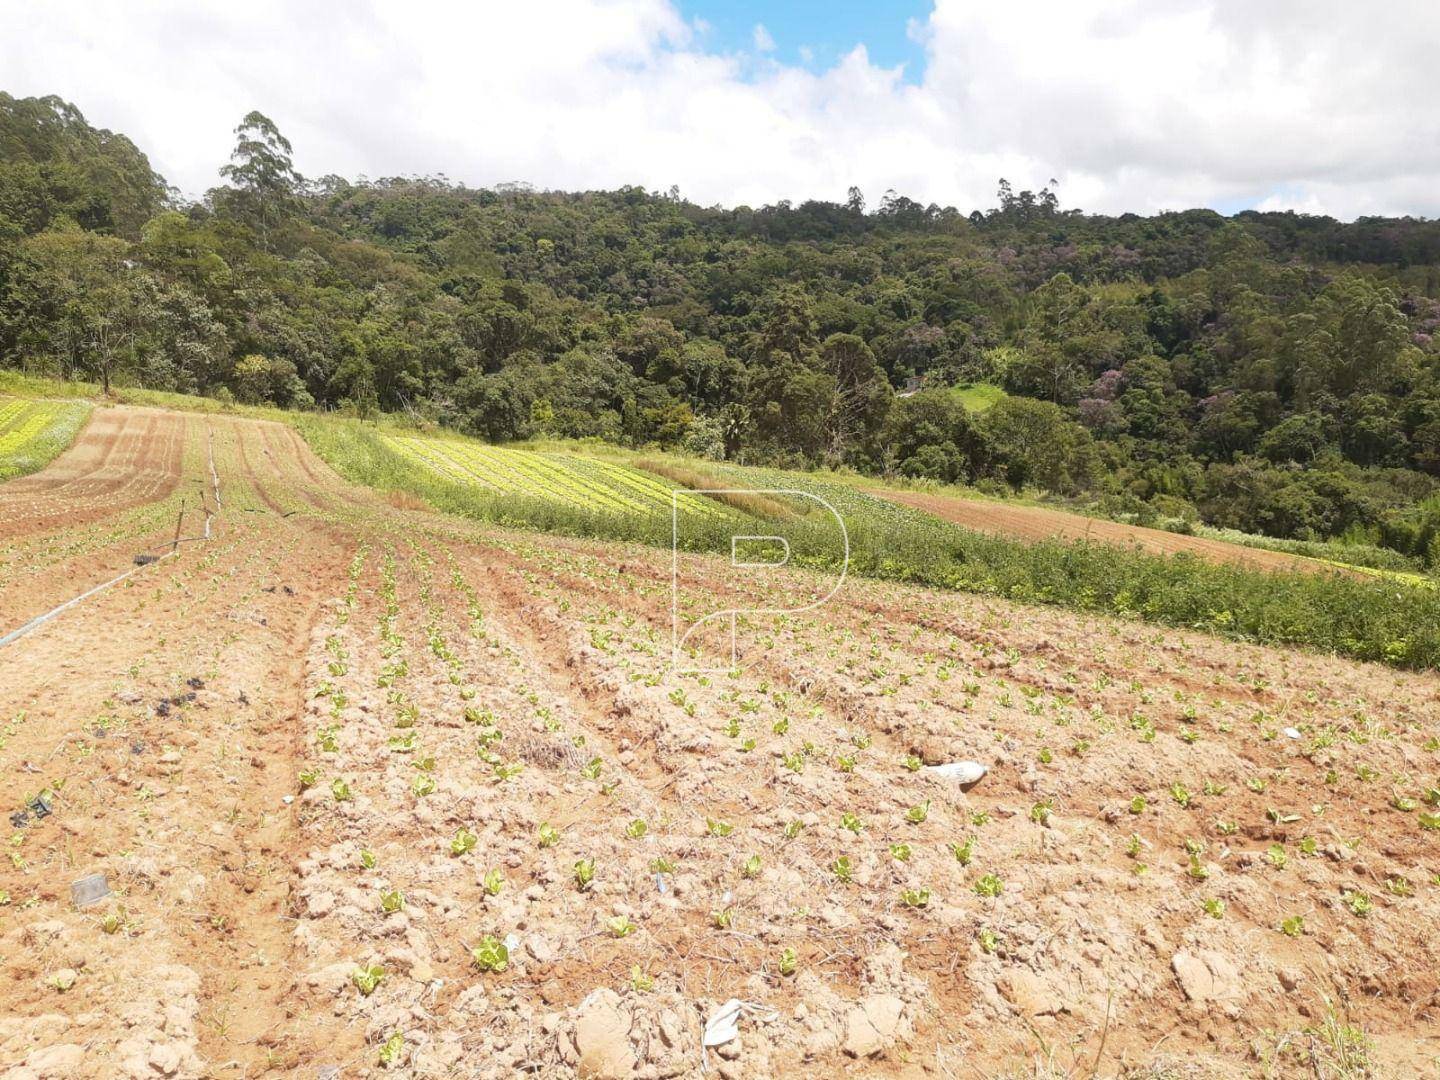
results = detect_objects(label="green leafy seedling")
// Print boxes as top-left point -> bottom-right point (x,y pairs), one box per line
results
574,858 -> 596,891
472,935 -> 509,972
608,915 -> 636,938
378,1032 -> 404,1066
353,964 -> 385,996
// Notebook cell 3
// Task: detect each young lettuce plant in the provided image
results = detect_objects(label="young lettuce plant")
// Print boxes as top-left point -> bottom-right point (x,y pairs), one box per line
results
949,836 -> 976,866
1342,890 -> 1372,917
377,1032 -> 404,1067
574,858 -> 596,891
472,935 -> 509,972
629,966 -> 655,992
352,964 -> 385,996
608,915 -> 636,938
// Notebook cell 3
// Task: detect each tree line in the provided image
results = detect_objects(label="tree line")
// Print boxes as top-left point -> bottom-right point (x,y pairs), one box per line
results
3,92 -> 1440,564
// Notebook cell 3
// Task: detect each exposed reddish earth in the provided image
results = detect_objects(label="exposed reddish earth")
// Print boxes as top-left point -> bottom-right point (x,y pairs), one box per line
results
1,405 -> 1439,1079
879,489 -> 1358,577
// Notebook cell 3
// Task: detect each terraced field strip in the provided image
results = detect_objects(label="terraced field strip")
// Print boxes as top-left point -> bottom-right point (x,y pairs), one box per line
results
0,408 -> 188,540
880,487 -> 1366,577
382,434 -> 727,518
0,397 -> 90,478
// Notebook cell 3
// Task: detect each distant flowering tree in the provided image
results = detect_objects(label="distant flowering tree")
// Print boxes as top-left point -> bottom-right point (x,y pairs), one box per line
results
1090,369 -> 1123,401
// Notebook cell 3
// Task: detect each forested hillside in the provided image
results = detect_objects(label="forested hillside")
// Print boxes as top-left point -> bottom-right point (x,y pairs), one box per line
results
4,92 -> 1440,564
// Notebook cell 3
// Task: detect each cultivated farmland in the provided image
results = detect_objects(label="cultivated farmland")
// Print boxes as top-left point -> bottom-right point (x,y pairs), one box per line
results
880,487 -> 1358,577
0,396 -> 90,481
380,434 -> 727,519
1,403 -> 1439,1080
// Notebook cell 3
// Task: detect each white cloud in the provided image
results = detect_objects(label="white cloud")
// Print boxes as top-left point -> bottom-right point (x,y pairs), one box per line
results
752,23 -> 776,53
2,0 -> 1438,219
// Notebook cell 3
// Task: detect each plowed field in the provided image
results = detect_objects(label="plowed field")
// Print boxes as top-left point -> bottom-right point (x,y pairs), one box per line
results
880,489 -> 1355,577
1,406 -> 1438,1079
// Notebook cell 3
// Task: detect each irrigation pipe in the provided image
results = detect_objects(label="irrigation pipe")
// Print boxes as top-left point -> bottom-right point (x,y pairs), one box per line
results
0,426 -> 222,650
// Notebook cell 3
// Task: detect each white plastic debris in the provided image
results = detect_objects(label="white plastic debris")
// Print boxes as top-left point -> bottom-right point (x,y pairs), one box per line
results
702,999 -> 778,1048
70,874 -> 110,908
703,1000 -> 743,1048
925,761 -> 987,788
503,932 -> 521,955
1282,727 -> 1301,740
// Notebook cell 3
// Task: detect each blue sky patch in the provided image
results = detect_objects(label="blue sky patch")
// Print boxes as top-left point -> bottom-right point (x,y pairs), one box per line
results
680,1 -> 932,81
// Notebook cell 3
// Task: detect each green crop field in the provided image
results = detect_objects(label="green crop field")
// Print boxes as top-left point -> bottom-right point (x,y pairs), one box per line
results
0,396 -> 90,480
379,434 -> 727,519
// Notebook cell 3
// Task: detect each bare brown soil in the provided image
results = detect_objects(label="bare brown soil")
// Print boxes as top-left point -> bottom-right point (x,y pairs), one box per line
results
1,405 -> 1438,1079
880,489 -> 1358,577
0,408 -> 190,538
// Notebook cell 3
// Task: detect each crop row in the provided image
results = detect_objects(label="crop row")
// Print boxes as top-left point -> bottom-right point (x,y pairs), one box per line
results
0,400 -> 67,454
381,434 -> 725,520
0,397 -> 90,480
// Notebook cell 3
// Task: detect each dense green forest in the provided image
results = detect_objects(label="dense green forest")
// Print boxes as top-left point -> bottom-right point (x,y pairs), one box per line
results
4,92 -> 1440,566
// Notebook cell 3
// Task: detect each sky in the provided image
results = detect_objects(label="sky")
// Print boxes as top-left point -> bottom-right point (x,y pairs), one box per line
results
3,0 -> 1439,220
